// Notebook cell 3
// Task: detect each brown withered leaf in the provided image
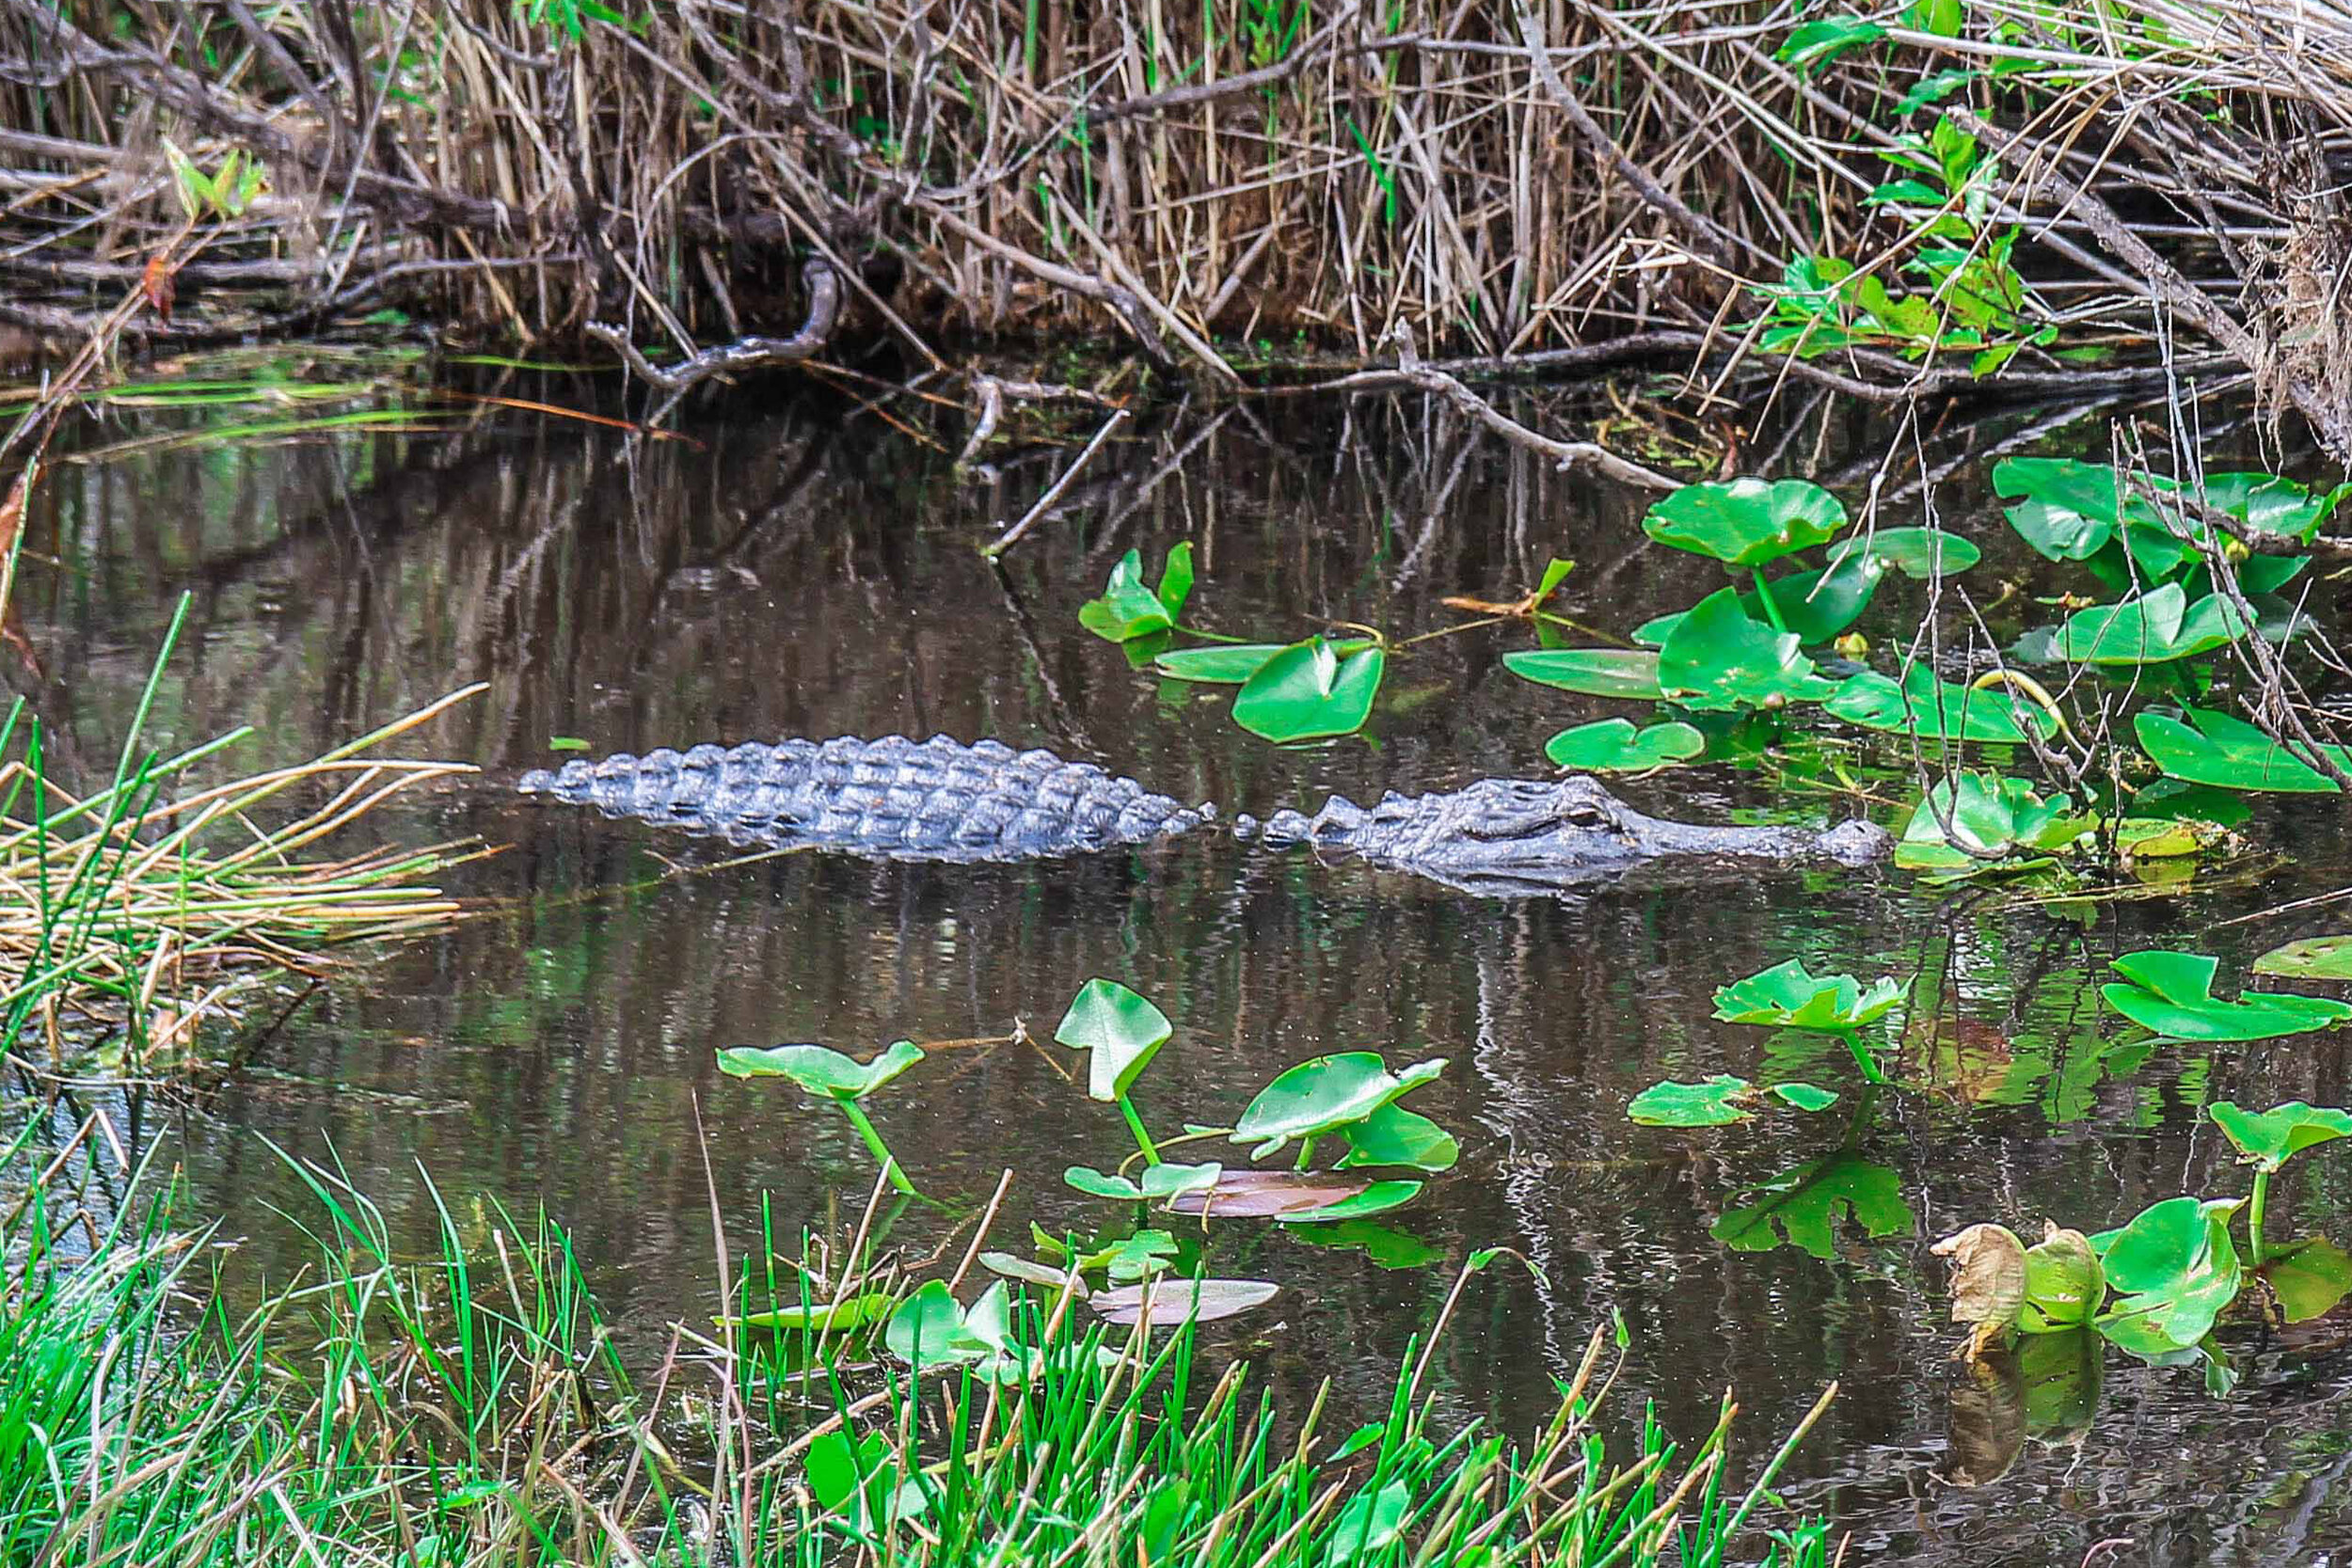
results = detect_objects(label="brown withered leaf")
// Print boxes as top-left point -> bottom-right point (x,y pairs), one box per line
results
1931,1222 -> 2026,1357
141,252 -> 178,324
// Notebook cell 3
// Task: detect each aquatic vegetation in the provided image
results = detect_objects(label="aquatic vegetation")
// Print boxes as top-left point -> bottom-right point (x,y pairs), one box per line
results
1712,1154 -> 1914,1260
1714,958 -> 1902,1084
2098,950 -> 2352,1041
1896,772 -> 2084,877
1936,1100 -> 2352,1362
2137,707 -> 2350,793
0,601 -> 481,1078
720,1038 -> 929,1195
1628,1076 -> 1838,1127
1078,544 -> 1194,642
2253,936 -> 2352,978
1544,718 -> 1706,771
0,1131 -> 1835,1568
1230,638 -> 1388,741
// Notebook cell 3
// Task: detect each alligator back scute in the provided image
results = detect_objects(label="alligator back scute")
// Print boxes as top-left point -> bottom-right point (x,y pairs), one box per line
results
518,735 -> 1211,863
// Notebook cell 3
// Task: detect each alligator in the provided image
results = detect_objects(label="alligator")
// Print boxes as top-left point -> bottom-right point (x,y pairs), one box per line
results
517,734 -> 1890,896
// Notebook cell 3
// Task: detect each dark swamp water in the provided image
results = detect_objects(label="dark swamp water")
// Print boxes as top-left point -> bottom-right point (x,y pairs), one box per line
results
9,363 -> 2352,1564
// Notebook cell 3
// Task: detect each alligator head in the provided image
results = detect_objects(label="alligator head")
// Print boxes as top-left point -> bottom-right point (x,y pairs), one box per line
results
1274,775 -> 1891,895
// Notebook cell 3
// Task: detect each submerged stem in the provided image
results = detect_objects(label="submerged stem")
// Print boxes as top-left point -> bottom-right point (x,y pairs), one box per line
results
835,1098 -> 918,1196
1118,1094 -> 1162,1166
2249,1169 -> 2269,1267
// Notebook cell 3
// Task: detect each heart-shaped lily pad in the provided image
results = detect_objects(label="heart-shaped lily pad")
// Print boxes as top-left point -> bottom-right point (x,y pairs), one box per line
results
1657,588 -> 1837,711
1232,639 -> 1386,741
717,1038 -> 926,1100
1713,959 -> 1902,1030
1232,1052 -> 1447,1158
2208,1101 -> 2352,1173
2100,950 -> 2352,1041
2136,707 -> 2349,794
2056,583 -> 2245,665
1826,526 -> 1980,578
1153,643 -> 1289,683
1334,1101 -> 1459,1172
1826,667 -> 2048,743
1628,1075 -> 1755,1127
1896,772 -> 2083,872
1055,978 -> 1173,1101
1503,648 -> 1666,700
1542,718 -> 1705,771
1079,545 -> 1193,643
1644,478 -> 1847,566
2092,1196 -> 2244,1349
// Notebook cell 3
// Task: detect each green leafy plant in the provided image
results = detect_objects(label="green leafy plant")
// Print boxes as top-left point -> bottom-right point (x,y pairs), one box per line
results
2136,707 -> 2350,794
719,1039 -> 928,1196
1231,638 -> 1388,742
1079,545 -> 1194,643
162,139 -> 268,220
2253,936 -> 2352,979
1543,718 -> 1704,771
1895,772 -> 2083,877
1712,1154 -> 1914,1259
2208,1101 -> 2352,1265
2099,951 -> 2352,1041
1713,958 -> 1903,1082
1627,1075 -> 1838,1127
1825,667 -> 2051,743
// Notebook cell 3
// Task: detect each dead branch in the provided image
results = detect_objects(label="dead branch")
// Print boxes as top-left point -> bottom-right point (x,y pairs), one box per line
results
585,258 -> 841,395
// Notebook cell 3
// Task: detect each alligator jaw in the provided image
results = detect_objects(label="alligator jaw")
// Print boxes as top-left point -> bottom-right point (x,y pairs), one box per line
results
1298,775 -> 1891,893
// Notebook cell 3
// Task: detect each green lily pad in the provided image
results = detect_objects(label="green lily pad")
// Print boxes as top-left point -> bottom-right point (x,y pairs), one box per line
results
1275,1180 -> 1425,1226
2136,707 -> 2349,794
1770,1082 -> 1841,1112
1825,667 -> 2049,743
2208,1101 -> 2352,1173
1994,457 -> 2154,562
1713,958 -> 1903,1029
2022,1226 -> 2105,1334
2252,936 -> 2352,979
1054,978 -> 1173,1101
2093,1196 -> 2243,1349
1232,1052 -> 1447,1158
1153,643 -> 1289,683
1065,1165 -> 1145,1200
1079,545 -> 1193,643
1711,1154 -> 1913,1260
2101,950 -> 2352,1041
1628,1075 -> 1755,1127
1896,772 -> 2083,872
1825,526 -> 1980,578
1657,588 -> 1837,711
2260,1237 -> 2352,1323
1644,478 -> 1847,566
1502,648 -> 1666,700
885,1280 -> 1025,1380
2056,583 -> 2245,665
1542,718 -> 1705,771
1232,639 -> 1386,741
717,1038 -> 926,1100
1334,1101 -> 1459,1172
1744,555 -> 1883,643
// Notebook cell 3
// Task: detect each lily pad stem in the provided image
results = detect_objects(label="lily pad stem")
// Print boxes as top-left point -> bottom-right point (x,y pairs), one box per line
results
1118,1094 -> 1162,1166
2248,1170 -> 2269,1267
1839,1029 -> 1886,1086
836,1099 -> 918,1196
1295,1135 -> 1317,1172
1749,568 -> 1788,633
1175,625 -> 1252,644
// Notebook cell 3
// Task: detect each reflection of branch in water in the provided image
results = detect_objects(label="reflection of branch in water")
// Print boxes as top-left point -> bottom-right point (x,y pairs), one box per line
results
986,561 -> 1091,756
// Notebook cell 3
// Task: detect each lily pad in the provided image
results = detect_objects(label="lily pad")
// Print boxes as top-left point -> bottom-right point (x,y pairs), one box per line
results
1825,666 -> 2048,743
1055,978 -> 1173,1101
1079,545 -> 1193,643
886,1280 -> 1028,1381
1826,526 -> 1980,578
1275,1180 -> 1425,1225
1089,1277 -> 1280,1326
1164,1170 -> 1370,1218
2094,1196 -> 2243,1349
1771,1082 -> 1841,1112
1644,478 -> 1847,566
1282,1219 -> 1444,1270
1896,772 -> 2082,872
1502,648 -> 1665,700
2136,707 -> 2349,794
2101,950 -> 2352,1041
977,1252 -> 1085,1292
1657,588 -> 1837,711
1334,1101 -> 1459,1172
1628,1075 -> 1755,1127
1711,1154 -> 1913,1259
1153,643 -> 1289,683
2208,1101 -> 2352,1173
1232,639 -> 1386,741
2260,1237 -> 2352,1323
1744,556 -> 1883,643
2022,1226 -> 2105,1333
2055,583 -> 2245,665
1232,1052 -> 1447,1158
1542,718 -> 1704,772
717,1038 -> 926,1101
1713,959 -> 1902,1030
2252,936 -> 2352,979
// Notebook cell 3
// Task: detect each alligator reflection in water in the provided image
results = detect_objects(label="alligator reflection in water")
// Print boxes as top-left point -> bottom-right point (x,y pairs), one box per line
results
519,733 -> 1892,895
